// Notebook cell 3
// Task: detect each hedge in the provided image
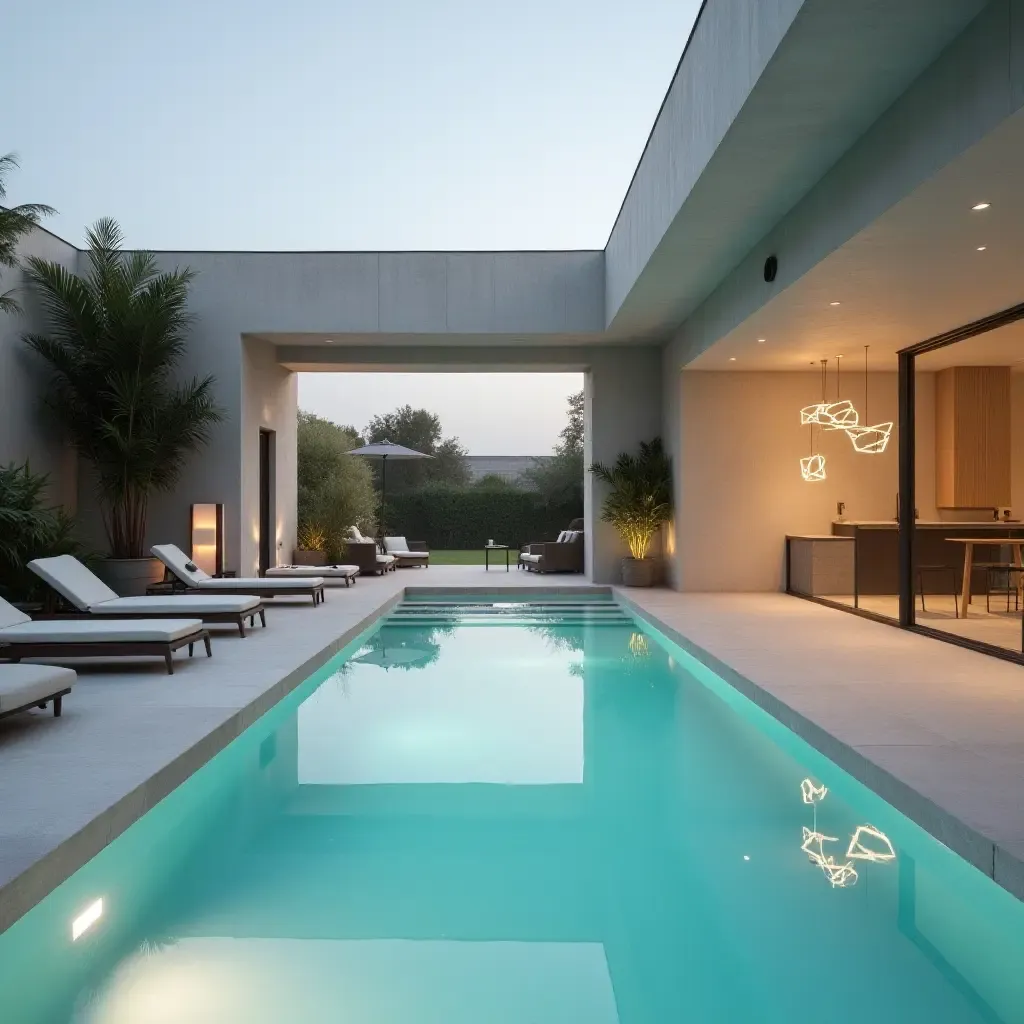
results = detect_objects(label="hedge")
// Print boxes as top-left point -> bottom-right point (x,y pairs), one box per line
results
385,485 -> 581,550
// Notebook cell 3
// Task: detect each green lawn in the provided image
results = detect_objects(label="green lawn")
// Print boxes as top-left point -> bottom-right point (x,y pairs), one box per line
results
430,549 -> 519,565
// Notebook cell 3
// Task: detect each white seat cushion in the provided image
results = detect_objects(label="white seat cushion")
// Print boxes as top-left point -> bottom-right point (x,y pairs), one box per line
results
92,595 -> 260,614
0,596 -> 32,630
194,576 -> 325,591
266,565 -> 357,578
0,619 -> 203,644
394,551 -> 429,560
0,665 -> 76,712
376,554 -> 395,564
28,555 -> 119,610
520,553 -> 542,564
383,536 -> 409,554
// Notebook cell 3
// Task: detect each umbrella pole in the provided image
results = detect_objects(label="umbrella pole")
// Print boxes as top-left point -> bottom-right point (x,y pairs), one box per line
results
380,455 -> 387,550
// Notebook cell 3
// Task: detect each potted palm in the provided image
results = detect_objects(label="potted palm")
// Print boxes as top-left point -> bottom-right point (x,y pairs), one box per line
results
590,437 -> 673,587
23,218 -> 222,595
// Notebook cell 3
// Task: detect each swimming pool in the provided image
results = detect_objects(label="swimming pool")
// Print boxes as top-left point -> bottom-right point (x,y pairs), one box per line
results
2,594 -> 1022,1022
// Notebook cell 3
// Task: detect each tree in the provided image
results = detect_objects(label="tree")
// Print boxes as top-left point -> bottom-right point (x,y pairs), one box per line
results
297,411 -> 377,559
556,390 -> 584,458
523,389 -> 584,509
364,404 -> 469,491
23,218 -> 222,558
0,153 -> 55,315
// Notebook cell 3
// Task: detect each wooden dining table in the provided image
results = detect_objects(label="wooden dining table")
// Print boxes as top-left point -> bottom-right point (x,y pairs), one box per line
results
948,537 -> 1024,617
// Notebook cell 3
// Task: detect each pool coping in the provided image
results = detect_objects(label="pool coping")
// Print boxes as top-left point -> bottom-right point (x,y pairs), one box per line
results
615,590 -> 1024,903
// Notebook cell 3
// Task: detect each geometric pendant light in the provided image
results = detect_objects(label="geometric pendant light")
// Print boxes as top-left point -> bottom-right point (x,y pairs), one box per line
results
800,360 -> 828,481
846,346 -> 892,454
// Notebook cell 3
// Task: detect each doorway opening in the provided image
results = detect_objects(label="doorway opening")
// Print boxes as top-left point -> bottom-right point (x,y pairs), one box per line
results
259,428 -> 275,575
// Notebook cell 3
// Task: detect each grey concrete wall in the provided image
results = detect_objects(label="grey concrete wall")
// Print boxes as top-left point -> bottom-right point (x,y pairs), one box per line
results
147,250 -> 605,337
606,0 -> 987,334
0,226 -> 80,510
664,0 -> 1024,372
584,347 -> 664,584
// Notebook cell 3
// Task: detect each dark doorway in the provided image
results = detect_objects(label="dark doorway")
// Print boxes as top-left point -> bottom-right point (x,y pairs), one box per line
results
259,429 -> 273,575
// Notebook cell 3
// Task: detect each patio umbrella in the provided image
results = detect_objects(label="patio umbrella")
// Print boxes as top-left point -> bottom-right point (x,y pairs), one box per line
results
345,440 -> 433,544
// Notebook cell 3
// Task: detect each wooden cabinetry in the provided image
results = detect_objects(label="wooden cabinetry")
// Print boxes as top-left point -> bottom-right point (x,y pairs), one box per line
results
935,366 -> 1010,509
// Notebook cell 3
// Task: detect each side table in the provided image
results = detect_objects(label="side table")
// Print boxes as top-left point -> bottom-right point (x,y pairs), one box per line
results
485,545 -> 510,571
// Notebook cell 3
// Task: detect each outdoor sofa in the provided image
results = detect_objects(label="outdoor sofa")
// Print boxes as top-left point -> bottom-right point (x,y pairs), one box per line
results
0,596 -> 210,674
29,555 -> 266,637
383,537 -> 430,568
0,664 -> 75,721
344,527 -> 397,575
152,545 -> 326,605
519,530 -> 584,574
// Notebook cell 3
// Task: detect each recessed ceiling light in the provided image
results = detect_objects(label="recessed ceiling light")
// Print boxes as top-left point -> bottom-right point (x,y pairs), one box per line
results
757,338 -> 766,344
977,246 -> 987,251
972,202 -> 990,210
324,338 -> 334,343
830,301 -> 841,306
729,357 -> 737,362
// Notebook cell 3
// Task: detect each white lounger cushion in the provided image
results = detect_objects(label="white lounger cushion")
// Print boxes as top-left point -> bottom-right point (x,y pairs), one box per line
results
0,618 -> 203,644
28,556 -> 259,613
383,536 -> 410,554
520,553 -> 542,564
0,665 -> 76,712
0,597 -> 31,630
195,576 -> 325,590
151,545 -> 324,589
266,565 -> 357,578
92,595 -> 260,614
28,555 -> 118,608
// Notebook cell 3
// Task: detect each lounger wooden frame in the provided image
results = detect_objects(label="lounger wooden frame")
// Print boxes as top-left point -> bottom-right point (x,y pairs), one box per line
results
0,629 -> 212,675
0,687 -> 72,721
162,577 -> 325,606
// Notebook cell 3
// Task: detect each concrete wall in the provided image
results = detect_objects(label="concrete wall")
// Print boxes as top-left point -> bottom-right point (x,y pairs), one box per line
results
584,347 -> 664,584
240,338 -> 298,576
670,371 -> 937,592
0,226 -> 80,510
664,0 -> 1024,370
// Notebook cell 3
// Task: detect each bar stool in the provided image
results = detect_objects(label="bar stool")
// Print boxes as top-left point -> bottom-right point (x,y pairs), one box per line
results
985,563 -> 1024,613
915,565 -> 959,616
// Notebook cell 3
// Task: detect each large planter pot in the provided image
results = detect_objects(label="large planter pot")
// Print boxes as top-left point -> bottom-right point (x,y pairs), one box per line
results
292,548 -> 325,566
93,557 -> 166,597
621,557 -> 659,588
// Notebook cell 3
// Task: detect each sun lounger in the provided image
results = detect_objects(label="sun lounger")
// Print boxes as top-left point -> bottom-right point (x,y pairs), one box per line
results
0,596 -> 209,674
0,664 -> 75,720
28,555 -> 266,637
265,564 -> 358,587
151,545 -> 325,605
383,537 -> 430,568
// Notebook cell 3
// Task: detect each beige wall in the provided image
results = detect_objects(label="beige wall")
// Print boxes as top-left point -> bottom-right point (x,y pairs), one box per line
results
240,338 -> 298,577
673,370 -> 937,592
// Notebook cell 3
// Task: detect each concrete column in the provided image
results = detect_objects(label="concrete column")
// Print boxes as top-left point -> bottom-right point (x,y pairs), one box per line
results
585,347 -> 663,584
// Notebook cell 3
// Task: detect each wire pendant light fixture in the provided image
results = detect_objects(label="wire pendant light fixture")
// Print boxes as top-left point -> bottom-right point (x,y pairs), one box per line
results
800,359 -> 828,481
846,345 -> 893,454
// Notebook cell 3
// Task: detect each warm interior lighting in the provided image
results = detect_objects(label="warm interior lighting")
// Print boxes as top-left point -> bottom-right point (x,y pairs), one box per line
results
757,338 -> 766,343
729,357 -> 737,361
847,422 -> 893,453
977,246 -> 987,251
800,403 -> 829,425
830,301 -> 841,306
800,454 -> 826,481
800,778 -> 828,804
846,825 -> 896,863
191,503 -> 224,577
629,632 -> 650,657
821,400 -> 859,431
972,202 -> 991,210
72,898 -> 104,941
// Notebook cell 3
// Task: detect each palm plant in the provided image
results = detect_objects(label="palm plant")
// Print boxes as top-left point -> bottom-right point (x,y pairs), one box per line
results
0,153 -> 55,315
590,437 -> 673,561
0,461 -> 83,601
23,218 -> 222,558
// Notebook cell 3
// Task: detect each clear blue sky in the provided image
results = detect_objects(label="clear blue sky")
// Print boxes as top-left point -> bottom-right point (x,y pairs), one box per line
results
3,0 -> 700,450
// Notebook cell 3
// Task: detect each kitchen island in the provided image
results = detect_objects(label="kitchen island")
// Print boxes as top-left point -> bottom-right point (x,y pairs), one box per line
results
830,521 -> 1024,599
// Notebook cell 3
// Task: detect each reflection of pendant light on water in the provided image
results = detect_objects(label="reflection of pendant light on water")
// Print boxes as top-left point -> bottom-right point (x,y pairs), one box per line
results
846,345 -> 893,454
800,360 -> 828,481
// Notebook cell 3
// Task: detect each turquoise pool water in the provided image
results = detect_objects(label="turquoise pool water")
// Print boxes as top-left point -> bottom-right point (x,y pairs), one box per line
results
2,596 -> 1023,1023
